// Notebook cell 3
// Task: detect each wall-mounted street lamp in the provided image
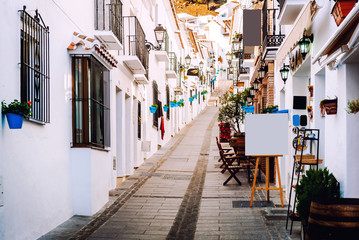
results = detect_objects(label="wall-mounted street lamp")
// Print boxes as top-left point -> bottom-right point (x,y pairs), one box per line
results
199,61 -> 204,69
249,87 -> 256,96
279,64 -> 290,84
185,54 -> 191,66
145,24 -> 167,51
258,63 -> 268,79
232,38 -> 241,52
253,79 -> 260,90
298,34 -> 313,59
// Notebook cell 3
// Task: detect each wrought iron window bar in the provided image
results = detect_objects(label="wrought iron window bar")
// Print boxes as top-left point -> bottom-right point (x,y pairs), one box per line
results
20,6 -> 50,123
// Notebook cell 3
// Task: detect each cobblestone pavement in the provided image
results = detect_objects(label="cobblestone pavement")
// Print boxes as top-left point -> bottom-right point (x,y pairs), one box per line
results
41,106 -> 301,240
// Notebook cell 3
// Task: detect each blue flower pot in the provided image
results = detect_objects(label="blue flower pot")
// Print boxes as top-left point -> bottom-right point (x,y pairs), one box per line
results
5,113 -> 24,129
163,106 -> 169,112
194,94 -> 198,99
149,106 -> 157,113
170,102 -> 176,108
180,99 -> 184,102
177,102 -> 181,107
189,97 -> 194,102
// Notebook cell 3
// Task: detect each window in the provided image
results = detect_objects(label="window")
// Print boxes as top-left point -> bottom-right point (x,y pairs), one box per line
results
166,85 -> 170,120
72,56 -> 110,148
20,7 -> 50,123
153,81 -> 159,128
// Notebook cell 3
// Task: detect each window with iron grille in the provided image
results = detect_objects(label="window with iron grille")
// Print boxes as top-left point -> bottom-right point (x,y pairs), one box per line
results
20,7 -> 50,123
153,81 -> 159,128
72,56 -> 111,148
138,100 -> 141,139
166,85 -> 170,120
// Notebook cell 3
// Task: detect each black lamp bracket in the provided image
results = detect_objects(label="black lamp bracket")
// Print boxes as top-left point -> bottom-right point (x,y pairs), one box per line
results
145,40 -> 162,52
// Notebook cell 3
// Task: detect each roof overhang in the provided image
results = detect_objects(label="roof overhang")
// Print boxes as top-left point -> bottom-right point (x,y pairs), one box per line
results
120,56 -> 146,74
94,30 -> 123,50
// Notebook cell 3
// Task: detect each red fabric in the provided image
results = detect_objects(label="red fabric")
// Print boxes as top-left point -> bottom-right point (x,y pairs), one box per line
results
160,117 -> 165,140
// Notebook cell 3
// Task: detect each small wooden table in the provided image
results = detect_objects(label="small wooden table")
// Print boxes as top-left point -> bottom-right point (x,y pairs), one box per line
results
249,155 -> 284,207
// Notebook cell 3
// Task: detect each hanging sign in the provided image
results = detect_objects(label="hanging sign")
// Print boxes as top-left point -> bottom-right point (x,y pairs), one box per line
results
187,68 -> 199,76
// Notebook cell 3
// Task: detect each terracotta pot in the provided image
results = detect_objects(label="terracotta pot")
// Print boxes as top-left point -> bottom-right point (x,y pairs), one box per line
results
331,0 -> 356,26
323,99 -> 338,115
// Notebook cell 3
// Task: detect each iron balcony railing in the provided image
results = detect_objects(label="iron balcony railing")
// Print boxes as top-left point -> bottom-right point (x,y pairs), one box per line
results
95,0 -> 123,45
168,52 -> 177,72
262,0 -> 285,52
262,34 -> 285,51
161,32 -> 170,53
122,16 -> 148,71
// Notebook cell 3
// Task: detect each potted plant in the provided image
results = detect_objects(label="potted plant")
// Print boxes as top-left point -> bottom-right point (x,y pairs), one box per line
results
1,100 -> 32,129
346,98 -> 359,114
261,105 -> 278,113
218,90 -> 248,135
163,104 -> 169,112
295,168 -> 341,232
320,98 -> 338,115
189,97 -> 194,102
331,0 -> 357,26
179,101 -> 184,107
170,100 -> 177,108
149,104 -> 158,113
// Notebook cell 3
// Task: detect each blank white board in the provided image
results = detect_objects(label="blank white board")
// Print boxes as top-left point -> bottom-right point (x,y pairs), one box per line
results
245,113 -> 289,156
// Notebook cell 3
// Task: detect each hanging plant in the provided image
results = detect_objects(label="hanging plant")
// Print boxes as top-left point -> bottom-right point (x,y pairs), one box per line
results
346,98 -> 359,114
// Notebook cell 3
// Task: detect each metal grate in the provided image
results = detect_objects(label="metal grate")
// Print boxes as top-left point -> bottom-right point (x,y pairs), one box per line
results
95,0 -> 123,45
20,6 -> 50,123
122,16 -> 148,71
153,81 -> 158,128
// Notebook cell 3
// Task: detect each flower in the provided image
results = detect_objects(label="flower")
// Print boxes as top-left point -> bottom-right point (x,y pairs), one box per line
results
1,99 -> 32,117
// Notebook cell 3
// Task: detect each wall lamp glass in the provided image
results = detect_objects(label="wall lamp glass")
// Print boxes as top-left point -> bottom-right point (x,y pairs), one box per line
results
298,33 -> 313,59
145,24 -> 167,51
279,64 -> 290,84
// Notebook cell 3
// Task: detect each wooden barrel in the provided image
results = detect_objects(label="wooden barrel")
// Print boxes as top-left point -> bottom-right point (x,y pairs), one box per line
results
306,198 -> 359,240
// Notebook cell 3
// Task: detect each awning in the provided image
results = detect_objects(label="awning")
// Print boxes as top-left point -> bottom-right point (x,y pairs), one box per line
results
275,1 -> 317,71
67,32 -> 118,69
312,4 -> 359,65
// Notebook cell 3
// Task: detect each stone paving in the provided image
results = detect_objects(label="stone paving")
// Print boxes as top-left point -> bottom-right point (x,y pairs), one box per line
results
41,106 -> 301,240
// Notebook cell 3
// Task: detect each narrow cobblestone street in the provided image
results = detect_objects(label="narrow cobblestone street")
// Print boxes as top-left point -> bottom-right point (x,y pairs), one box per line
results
42,105 -> 301,240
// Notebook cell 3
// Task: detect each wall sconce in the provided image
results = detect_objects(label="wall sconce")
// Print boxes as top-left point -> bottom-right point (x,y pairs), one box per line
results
199,61 -> 204,69
279,64 -> 290,84
249,87 -> 256,96
298,34 -> 313,59
258,63 -> 268,79
185,54 -> 191,66
145,24 -> 167,51
232,38 -> 241,52
253,79 -> 260,90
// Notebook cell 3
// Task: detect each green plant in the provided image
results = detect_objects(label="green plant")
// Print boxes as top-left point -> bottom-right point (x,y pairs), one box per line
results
296,168 -> 340,227
164,104 -> 169,107
218,90 -> 249,133
179,101 -> 184,107
346,98 -> 359,114
261,105 -> 278,113
151,104 -> 158,108
184,75 -> 188,80
1,99 -> 32,117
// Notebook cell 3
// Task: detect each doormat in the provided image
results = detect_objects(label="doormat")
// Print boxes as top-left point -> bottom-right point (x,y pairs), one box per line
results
232,201 -> 274,208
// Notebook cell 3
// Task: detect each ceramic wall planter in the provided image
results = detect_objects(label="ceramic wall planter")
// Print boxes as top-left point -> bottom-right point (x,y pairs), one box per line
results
149,106 -> 157,113
5,113 -> 24,129
322,99 -> 338,115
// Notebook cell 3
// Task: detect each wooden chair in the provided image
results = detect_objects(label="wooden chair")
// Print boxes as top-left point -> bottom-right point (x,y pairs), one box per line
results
219,149 -> 244,185
216,137 -> 236,173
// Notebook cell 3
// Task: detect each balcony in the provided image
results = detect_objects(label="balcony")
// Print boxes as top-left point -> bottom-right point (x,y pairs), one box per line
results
166,52 -> 177,79
278,0 -> 307,25
94,0 -> 123,50
120,16 -> 148,80
243,52 -> 255,68
262,35 -> 285,60
262,4 -> 285,61
153,32 -> 170,63
239,67 -> 250,81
